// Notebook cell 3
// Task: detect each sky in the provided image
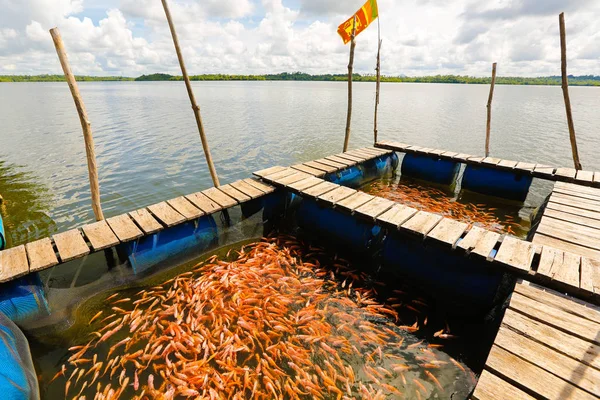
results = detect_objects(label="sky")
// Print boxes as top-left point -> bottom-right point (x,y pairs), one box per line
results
0,0 -> 599,77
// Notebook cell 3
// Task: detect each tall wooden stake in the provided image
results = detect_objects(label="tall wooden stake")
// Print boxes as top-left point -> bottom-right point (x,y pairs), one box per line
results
161,0 -> 221,186
485,62 -> 497,157
373,31 -> 382,145
50,28 -> 104,221
343,16 -> 357,152
559,12 -> 582,170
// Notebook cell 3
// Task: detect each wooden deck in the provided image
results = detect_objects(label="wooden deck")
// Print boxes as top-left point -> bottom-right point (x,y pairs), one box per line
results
473,280 -> 600,399
375,140 -> 600,187
255,166 -> 600,304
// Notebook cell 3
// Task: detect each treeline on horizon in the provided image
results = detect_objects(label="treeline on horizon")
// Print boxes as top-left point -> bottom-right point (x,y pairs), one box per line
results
2,72 -> 600,86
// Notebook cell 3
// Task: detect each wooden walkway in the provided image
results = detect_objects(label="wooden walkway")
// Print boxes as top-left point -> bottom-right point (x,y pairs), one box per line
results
473,280 -> 600,399
255,165 -> 600,304
375,140 -> 600,187
0,178 -> 274,283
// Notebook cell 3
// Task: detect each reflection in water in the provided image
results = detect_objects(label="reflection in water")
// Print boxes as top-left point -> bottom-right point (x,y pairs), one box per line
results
0,160 -> 57,247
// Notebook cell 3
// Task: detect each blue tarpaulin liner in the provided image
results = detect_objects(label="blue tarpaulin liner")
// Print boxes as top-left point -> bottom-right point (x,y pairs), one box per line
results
0,213 -> 5,250
401,153 -> 460,186
0,275 -> 49,323
462,165 -> 533,202
327,153 -> 399,188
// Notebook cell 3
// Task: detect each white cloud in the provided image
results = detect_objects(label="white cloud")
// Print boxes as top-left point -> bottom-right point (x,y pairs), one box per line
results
0,0 -> 599,76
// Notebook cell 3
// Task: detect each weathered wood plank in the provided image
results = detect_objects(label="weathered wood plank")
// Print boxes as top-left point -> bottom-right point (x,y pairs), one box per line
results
167,196 -> 204,220
537,247 -> 580,289
495,236 -> 536,272
242,178 -> 275,194
291,164 -> 326,177
547,201 -> 600,222
377,204 -> 418,227
457,226 -> 486,252
494,326 -> 600,396
485,345 -> 596,400
275,171 -> 312,186
472,370 -> 535,400
314,158 -> 346,169
147,202 -> 186,227
467,156 -> 485,163
538,216 -> 600,251
53,229 -> 90,262
318,186 -> 356,204
325,155 -> 356,166
0,245 -> 29,282
472,230 -> 501,259
554,181 -> 600,198
544,208 -> 600,230
550,193 -> 600,213
426,218 -> 468,247
453,153 -> 473,161
106,214 -> 143,242
533,165 -> 556,176
355,197 -> 395,219
26,238 -> 58,272
185,192 -> 222,214
401,211 -> 443,236
203,187 -> 237,208
581,258 -> 600,297
254,165 -> 285,178
497,159 -> 518,169
302,181 -> 338,197
514,162 -> 536,172
482,157 -> 502,166
264,168 -> 299,182
554,187 -> 600,203
502,308 -> 600,371
218,184 -> 251,203
81,220 -> 120,251
595,172 -> 600,183
129,208 -> 163,234
346,149 -> 377,160
576,170 -> 594,182
555,167 -> 577,179
336,153 -> 366,163
533,233 -> 600,261
440,151 -> 459,158
337,192 -> 375,212
288,176 -> 324,191
230,180 -> 265,198
304,161 -> 337,174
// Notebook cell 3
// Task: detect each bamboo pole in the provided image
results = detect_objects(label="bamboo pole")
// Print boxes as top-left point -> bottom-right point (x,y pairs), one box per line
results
49,28 -> 104,221
161,0 -> 220,186
559,12 -> 582,171
485,62 -> 497,157
343,16 -> 357,152
374,38 -> 382,145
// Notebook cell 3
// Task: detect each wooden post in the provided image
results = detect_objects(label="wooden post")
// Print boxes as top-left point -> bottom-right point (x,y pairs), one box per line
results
343,16 -> 357,152
161,0 -> 221,186
559,12 -> 582,171
373,38 -> 382,145
485,62 -> 497,157
49,28 -> 104,221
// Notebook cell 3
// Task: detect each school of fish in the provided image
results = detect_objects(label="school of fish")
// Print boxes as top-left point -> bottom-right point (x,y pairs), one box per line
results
50,235 -> 473,399
365,180 -> 524,236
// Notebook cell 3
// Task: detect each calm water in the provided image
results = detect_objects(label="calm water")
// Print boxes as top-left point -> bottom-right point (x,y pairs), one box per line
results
1,81 -> 600,245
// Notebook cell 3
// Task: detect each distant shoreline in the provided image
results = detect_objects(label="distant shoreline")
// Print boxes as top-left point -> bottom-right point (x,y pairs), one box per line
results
2,72 -> 600,86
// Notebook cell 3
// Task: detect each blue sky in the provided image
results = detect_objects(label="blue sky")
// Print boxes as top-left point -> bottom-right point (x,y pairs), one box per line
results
1,0 -> 599,77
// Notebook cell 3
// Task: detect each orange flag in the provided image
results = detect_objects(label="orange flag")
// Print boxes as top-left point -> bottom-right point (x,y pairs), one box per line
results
337,0 -> 379,44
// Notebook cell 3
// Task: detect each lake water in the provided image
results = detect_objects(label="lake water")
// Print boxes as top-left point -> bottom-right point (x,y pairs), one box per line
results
1,81 -> 600,246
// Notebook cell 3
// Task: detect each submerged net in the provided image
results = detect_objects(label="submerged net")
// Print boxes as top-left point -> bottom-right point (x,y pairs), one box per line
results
49,235 -> 474,399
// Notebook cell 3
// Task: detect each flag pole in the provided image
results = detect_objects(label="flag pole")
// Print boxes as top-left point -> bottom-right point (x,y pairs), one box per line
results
343,16 -> 357,152
373,17 -> 382,145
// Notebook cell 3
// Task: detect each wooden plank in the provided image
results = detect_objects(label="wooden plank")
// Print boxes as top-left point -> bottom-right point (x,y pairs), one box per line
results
547,201 -> 600,222
509,292 -> 600,344
376,204 -> 418,227
554,181 -> 600,198
472,230 -> 501,259
595,172 -> 600,183
147,202 -> 186,227
532,233 -> 600,261
457,226 -> 486,252
555,167 -> 577,179
485,345 -> 597,400
218,184 -> 251,203
106,214 -> 143,242
502,308 -> 600,371
376,141 -> 410,151
544,208 -> 600,230
472,370 -> 535,400
453,153 -> 473,161
53,229 -> 90,262
242,178 -> 275,194
576,170 -> 594,182
317,186 -> 356,204
426,218 -> 468,247
185,192 -> 222,214
354,197 -> 395,219
203,187 -> 237,208
254,165 -> 285,178
440,151 -> 459,158
0,245 -> 29,282
335,153 -> 364,163
554,187 -> 600,203
537,247 -> 581,289
304,161 -> 337,174
514,282 -> 600,324
264,168 -> 299,181
230,180 -> 265,198
401,211 -> 443,236
288,176 -> 323,191
497,159 -> 518,169
337,192 -> 375,212
129,208 -> 163,234
515,162 -> 536,172
494,326 -> 600,396
361,147 -> 390,155
467,156 -> 485,163
81,220 -> 120,251
302,181 -> 338,197
275,171 -> 312,186
26,238 -> 58,272
314,158 -> 346,169
325,155 -> 356,166
167,196 -> 204,220
429,149 -> 445,156
482,157 -> 502,166
495,236 -> 536,272
291,164 -> 326,177
538,216 -> 600,251
550,193 -> 600,213
534,165 -> 556,176
346,149 -> 377,160
581,258 -> 600,297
